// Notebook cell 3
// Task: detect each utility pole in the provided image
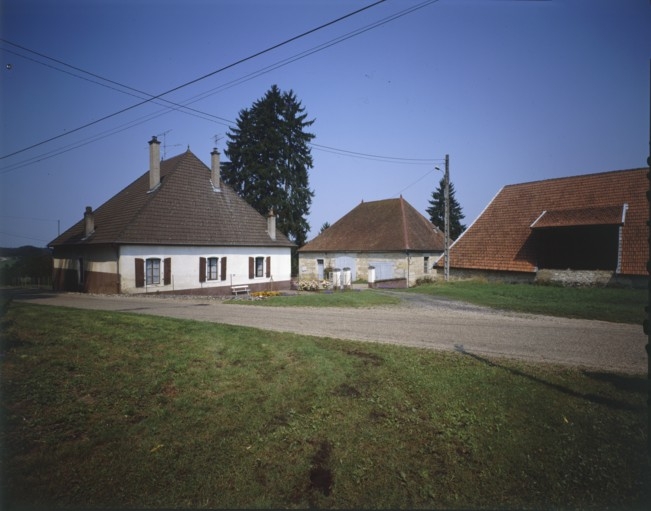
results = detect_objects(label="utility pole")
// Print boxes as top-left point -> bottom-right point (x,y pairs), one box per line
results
444,154 -> 450,281
645,59 -> 651,455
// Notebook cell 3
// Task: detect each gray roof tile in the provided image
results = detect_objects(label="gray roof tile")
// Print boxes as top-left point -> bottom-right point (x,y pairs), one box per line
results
50,150 -> 294,248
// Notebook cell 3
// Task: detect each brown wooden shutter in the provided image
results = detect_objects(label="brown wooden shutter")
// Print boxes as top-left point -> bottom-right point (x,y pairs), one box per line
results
164,258 -> 171,285
248,257 -> 254,279
220,257 -> 227,281
265,256 -> 271,278
135,258 -> 144,288
199,257 -> 206,283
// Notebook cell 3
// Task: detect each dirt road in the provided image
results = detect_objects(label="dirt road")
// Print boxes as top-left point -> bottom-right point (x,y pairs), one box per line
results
9,289 -> 648,374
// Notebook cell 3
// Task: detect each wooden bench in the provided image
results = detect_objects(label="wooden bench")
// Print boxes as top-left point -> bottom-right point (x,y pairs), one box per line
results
231,285 -> 250,297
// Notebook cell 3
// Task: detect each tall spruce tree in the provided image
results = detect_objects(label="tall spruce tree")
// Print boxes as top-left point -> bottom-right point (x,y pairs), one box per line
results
222,85 -> 315,247
426,177 -> 466,241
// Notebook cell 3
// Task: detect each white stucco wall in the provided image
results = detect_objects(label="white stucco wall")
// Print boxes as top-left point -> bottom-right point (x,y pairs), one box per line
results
119,245 -> 291,294
53,246 -> 118,274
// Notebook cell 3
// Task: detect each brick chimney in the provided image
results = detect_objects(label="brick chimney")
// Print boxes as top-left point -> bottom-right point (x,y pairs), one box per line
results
211,148 -> 221,190
267,208 -> 276,241
84,206 -> 94,237
149,136 -> 161,190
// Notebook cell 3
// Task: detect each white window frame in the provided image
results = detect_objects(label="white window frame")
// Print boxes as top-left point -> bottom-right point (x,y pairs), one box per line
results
255,256 -> 264,278
207,257 -> 219,281
146,258 -> 161,285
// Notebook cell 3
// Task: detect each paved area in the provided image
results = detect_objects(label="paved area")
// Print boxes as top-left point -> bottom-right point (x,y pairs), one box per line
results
7,288 -> 648,374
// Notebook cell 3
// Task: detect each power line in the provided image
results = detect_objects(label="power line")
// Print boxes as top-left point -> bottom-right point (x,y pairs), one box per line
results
0,230 -> 50,243
0,215 -> 57,223
0,43 -> 234,126
394,168 -> 436,196
311,143 -> 442,164
0,0 -> 388,160
0,0 -> 441,173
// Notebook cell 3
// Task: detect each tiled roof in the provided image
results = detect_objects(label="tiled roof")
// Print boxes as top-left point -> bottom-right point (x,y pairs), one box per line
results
530,205 -> 625,229
442,168 -> 648,275
299,197 -> 445,253
49,149 -> 294,248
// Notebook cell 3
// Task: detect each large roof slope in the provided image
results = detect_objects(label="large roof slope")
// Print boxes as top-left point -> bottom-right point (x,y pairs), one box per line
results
299,197 -> 444,253
445,168 -> 648,275
50,149 -> 294,248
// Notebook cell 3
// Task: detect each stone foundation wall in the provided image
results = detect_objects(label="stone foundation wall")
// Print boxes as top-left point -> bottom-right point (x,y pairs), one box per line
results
535,269 -> 646,288
535,269 -> 614,287
370,278 -> 408,289
447,268 -> 535,284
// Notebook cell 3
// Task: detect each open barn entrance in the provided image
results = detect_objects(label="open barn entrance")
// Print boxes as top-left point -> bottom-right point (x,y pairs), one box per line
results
530,205 -> 626,271
533,225 -> 619,270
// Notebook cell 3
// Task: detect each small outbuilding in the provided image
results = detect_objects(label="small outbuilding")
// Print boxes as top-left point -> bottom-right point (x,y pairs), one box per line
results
298,196 -> 445,288
438,168 -> 648,287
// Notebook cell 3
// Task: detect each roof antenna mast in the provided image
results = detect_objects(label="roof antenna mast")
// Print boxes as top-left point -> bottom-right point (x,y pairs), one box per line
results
157,129 -> 181,159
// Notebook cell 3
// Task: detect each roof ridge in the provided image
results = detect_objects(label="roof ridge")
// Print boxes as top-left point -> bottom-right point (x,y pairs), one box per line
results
399,195 -> 410,250
504,167 -> 648,189
114,150 -> 197,241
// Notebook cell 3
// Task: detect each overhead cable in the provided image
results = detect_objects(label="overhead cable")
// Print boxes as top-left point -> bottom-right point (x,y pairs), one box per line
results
0,0 -> 441,173
0,0 -> 388,160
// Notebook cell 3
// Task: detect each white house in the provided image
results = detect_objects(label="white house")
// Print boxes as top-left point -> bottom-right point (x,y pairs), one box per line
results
49,137 -> 294,295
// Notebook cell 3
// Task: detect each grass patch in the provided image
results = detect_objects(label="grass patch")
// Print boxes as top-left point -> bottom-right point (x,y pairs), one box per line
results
232,289 -> 400,307
1,303 -> 649,509
408,280 -> 647,324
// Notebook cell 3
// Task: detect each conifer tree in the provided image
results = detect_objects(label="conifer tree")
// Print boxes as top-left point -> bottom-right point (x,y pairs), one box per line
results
223,85 -> 315,247
426,178 -> 466,241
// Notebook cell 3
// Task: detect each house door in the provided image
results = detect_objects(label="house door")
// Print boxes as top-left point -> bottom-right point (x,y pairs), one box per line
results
370,261 -> 394,281
317,259 -> 324,279
334,256 -> 356,281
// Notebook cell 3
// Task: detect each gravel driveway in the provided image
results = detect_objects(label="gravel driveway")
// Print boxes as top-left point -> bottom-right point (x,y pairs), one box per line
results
8,288 -> 648,374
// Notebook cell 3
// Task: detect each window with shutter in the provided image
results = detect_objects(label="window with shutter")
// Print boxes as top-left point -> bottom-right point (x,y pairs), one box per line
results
164,258 -> 171,285
220,257 -> 227,281
207,257 -> 219,280
199,257 -> 206,282
146,258 -> 161,285
135,258 -> 144,288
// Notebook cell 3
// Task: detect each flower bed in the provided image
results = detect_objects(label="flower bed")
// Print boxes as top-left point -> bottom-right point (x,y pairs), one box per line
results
297,279 -> 332,291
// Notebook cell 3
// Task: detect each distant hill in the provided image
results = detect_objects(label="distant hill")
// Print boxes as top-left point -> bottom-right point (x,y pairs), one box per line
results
0,246 -> 52,286
0,246 -> 51,258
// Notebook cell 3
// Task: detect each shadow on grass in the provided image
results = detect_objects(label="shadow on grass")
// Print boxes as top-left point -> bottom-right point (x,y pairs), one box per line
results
453,344 -> 644,412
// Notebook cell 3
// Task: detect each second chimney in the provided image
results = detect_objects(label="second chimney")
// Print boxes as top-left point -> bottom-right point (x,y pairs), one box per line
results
211,148 -> 221,190
84,206 -> 95,237
149,136 -> 161,190
267,208 -> 276,241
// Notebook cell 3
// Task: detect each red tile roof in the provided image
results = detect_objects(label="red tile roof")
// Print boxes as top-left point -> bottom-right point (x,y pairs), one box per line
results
442,168 -> 648,275
50,149 -> 294,248
299,197 -> 445,253
530,205 -> 625,229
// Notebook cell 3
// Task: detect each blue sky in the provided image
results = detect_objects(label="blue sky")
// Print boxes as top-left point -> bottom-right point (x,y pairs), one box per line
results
1,0 -> 649,248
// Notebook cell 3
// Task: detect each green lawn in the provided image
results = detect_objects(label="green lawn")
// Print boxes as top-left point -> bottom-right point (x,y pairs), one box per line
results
237,280 -> 647,324
1,302 -> 648,509
235,289 -> 400,307
406,280 -> 647,324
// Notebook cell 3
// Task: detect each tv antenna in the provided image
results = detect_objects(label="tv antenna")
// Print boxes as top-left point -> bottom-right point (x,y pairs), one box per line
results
157,129 -> 181,159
